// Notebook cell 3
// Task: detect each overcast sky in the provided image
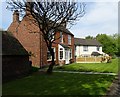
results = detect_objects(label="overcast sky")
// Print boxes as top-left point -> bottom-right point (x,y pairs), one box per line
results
0,0 -> 119,38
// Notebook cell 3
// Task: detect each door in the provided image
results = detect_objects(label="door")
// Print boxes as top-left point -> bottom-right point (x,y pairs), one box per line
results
65,49 -> 70,64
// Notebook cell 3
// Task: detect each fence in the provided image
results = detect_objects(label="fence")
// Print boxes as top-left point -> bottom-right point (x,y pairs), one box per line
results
76,56 -> 103,63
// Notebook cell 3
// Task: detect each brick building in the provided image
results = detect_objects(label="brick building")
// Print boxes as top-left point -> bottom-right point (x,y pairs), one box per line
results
8,10 -> 75,68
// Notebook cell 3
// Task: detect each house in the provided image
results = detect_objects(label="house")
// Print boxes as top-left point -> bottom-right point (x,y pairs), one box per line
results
74,38 -> 103,57
8,10 -> 75,68
2,31 -> 31,82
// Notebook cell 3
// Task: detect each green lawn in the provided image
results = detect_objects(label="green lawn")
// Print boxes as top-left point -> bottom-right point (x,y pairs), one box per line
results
55,58 -> 118,73
3,72 -> 115,96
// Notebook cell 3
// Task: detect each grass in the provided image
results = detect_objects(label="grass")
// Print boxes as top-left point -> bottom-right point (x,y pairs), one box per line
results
2,72 -> 115,96
55,58 -> 118,74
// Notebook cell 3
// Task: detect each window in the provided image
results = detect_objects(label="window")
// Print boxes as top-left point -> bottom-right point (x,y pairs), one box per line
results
47,48 -> 56,60
49,29 -> 55,41
70,49 -> 72,58
47,51 -> 51,60
83,46 -> 88,51
68,35 -> 71,45
60,48 -> 63,59
97,46 -> 100,51
60,32 -> 63,43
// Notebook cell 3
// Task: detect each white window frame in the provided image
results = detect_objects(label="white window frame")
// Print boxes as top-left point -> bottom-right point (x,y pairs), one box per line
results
47,47 -> 56,61
70,49 -> 72,59
68,35 -> 71,45
59,48 -> 63,59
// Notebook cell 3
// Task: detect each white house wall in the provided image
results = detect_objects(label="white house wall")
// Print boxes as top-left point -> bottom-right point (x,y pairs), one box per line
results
100,47 -> 102,52
75,46 -> 102,57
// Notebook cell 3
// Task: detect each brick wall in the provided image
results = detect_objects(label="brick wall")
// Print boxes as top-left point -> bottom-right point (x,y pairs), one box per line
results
8,11 -> 75,68
8,13 -> 47,68
53,32 -> 75,64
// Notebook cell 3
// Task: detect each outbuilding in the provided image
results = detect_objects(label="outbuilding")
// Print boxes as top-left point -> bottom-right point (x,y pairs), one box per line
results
2,31 -> 31,82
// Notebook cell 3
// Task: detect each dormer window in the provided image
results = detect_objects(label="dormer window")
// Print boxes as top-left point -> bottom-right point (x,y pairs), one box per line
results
68,35 -> 71,45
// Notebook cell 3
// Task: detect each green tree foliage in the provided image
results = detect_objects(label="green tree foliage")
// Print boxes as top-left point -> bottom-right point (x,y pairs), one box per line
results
118,35 -> 120,56
96,34 -> 119,57
112,33 -> 120,56
85,35 -> 95,39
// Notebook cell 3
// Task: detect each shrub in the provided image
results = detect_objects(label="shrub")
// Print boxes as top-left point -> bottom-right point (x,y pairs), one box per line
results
31,66 -> 39,72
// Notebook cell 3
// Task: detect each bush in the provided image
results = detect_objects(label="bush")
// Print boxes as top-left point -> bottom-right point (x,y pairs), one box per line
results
31,66 -> 39,72
112,55 -> 117,59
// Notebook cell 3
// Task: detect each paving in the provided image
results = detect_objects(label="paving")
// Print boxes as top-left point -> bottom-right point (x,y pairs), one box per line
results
39,69 -> 117,75
53,70 -> 117,75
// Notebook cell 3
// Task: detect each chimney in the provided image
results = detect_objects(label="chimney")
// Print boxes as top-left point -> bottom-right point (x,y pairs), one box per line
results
13,10 -> 19,22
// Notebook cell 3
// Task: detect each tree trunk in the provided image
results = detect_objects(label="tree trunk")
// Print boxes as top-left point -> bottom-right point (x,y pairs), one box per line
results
47,48 -> 55,74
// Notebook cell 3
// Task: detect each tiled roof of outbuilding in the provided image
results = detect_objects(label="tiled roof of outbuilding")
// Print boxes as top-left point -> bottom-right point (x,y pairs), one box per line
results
2,31 -> 29,55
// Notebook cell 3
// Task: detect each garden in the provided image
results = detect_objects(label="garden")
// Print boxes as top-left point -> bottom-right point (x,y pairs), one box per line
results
3,72 -> 116,96
2,58 -> 118,96
54,58 -> 118,74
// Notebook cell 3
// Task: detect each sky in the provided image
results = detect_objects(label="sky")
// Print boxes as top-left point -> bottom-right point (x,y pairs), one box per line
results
69,2 -> 118,38
0,0 -> 119,38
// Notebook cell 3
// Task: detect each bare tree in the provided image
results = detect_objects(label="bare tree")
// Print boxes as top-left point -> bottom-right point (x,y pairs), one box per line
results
7,0 -> 85,73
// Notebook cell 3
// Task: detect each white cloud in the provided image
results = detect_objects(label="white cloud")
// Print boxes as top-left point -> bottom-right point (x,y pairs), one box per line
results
70,2 -> 118,38
82,2 -> 118,25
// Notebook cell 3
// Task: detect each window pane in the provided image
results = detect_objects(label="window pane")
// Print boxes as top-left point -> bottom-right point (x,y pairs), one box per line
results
54,48 -> 56,59
83,46 -> 88,51
60,48 -> 63,59
68,35 -> 71,45
47,48 -> 56,60
97,46 -> 100,51
60,48 -> 63,50
47,51 -> 51,60
60,51 -> 63,59
69,49 -> 72,58
60,32 -> 63,43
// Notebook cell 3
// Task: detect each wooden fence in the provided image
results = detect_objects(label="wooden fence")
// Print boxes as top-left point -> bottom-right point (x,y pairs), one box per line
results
76,56 -> 103,63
